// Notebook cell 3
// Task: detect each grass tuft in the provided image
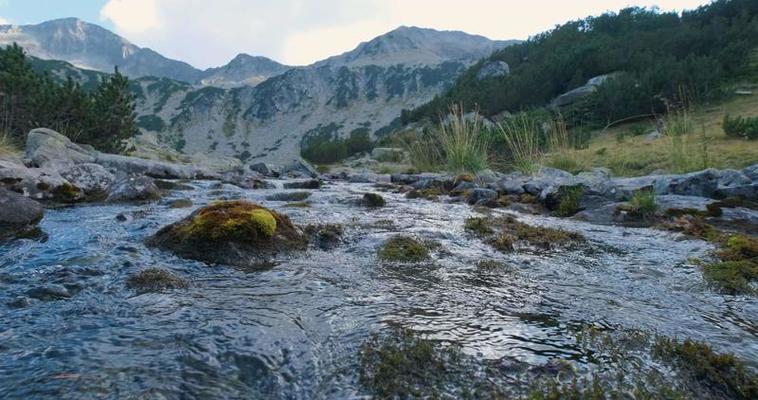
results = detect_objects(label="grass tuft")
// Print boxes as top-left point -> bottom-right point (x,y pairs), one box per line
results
497,113 -> 543,175
438,104 -> 490,173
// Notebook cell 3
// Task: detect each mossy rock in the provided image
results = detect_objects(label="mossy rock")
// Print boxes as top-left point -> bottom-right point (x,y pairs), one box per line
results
284,201 -> 311,208
168,199 -> 193,208
467,215 -> 583,252
405,188 -> 441,201
378,235 -> 430,263
52,182 -> 83,203
126,268 -> 189,293
146,200 -> 307,268
362,193 -> 386,208
305,223 -> 344,250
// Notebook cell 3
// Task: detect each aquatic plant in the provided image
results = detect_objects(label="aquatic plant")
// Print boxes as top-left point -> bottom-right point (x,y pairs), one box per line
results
378,235 -> 430,263
126,268 -> 189,293
464,217 -> 493,236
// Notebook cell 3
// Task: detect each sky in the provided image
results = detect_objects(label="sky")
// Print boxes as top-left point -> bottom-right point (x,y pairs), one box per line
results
0,0 -> 712,68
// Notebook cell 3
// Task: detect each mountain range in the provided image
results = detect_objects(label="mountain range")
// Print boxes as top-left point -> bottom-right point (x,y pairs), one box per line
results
0,18 -> 517,165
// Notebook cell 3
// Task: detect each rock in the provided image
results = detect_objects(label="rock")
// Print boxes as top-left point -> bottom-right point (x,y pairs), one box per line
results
467,188 -> 498,205
0,187 -> 44,239
643,130 -> 662,143
476,60 -> 510,80
126,268 -> 189,293
222,172 -> 274,189
283,179 -> 321,189
412,177 -> 447,190
168,199 -> 193,208
349,173 -> 391,184
391,173 -> 445,185
720,207 -> 758,226
0,159 -> 77,201
715,183 -> 758,200
451,181 -> 477,195
154,180 -> 195,191
96,153 -> 197,179
656,195 -> 715,214
742,164 -> 758,181
371,147 -> 407,162
60,163 -> 115,198
25,128 -> 96,168
106,176 -> 162,203
362,193 -> 386,208
551,74 -> 615,107
265,192 -> 312,202
475,169 -> 501,185
282,157 -> 319,178
667,169 -> 720,197
146,201 -> 307,268
716,169 -> 752,188
25,284 -> 71,301
494,174 -> 528,195
249,162 -> 279,177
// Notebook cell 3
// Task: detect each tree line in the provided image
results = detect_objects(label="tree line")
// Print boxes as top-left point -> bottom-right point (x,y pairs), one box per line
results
0,43 -> 136,153
403,0 -> 758,128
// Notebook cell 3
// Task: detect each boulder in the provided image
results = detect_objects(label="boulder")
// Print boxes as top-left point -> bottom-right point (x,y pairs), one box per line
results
475,169 -> 501,185
467,188 -> 498,205
0,159 -> 80,201
0,187 -> 44,239
282,157 -> 319,178
476,60 -> 510,80
715,183 -> 758,200
551,74 -> 615,108
249,162 -> 279,177
146,201 -> 307,268
716,169 -> 751,188
349,173 -> 391,184
96,153 -> 196,179
742,164 -> 758,181
25,128 -> 96,169
265,192 -> 312,202
106,176 -> 162,203
60,163 -> 115,198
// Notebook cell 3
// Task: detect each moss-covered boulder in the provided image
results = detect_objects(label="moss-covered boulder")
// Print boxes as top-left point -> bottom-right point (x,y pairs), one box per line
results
362,193 -> 386,208
378,235 -> 430,263
147,200 -> 307,268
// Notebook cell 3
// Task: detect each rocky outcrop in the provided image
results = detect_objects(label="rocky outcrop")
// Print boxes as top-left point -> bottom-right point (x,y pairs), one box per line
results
0,187 -> 44,239
551,74 -> 616,108
26,128 -> 96,169
106,176 -> 162,203
476,60 -> 510,80
0,159 -> 80,201
60,163 -> 114,199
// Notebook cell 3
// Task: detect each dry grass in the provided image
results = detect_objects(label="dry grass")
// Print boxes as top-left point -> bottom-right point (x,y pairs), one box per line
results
557,94 -> 758,177
497,113 -> 543,175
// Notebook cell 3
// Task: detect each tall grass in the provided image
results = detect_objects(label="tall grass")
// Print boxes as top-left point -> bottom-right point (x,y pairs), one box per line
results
438,105 -> 489,173
663,108 -> 710,173
497,113 -> 543,175
545,117 -> 585,174
407,132 -> 443,172
0,130 -> 20,157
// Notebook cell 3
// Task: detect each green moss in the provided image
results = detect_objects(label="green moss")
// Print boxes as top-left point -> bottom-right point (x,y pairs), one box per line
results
653,337 -> 758,399
405,188 -> 442,200
626,188 -> 658,218
469,215 -> 584,251
180,201 -> 277,241
52,182 -> 82,203
168,199 -> 193,208
488,234 -> 515,252
284,201 -> 311,208
663,215 -> 722,242
362,192 -> 386,207
126,268 -> 189,293
702,260 -> 757,295
464,217 -> 493,236
556,186 -> 584,217
378,235 -> 430,263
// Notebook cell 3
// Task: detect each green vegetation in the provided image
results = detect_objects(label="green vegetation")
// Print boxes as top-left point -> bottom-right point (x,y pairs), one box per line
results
406,1 -> 758,127
468,215 -> 584,252
627,188 -> 658,219
703,234 -> 758,295
653,337 -> 757,399
301,126 -> 374,164
438,105 -> 489,173
405,187 -> 442,201
126,267 -> 189,293
378,235 -> 430,263
464,217 -> 494,236
0,130 -> 19,156
556,186 -> 584,217
723,114 -> 758,140
179,201 -> 280,242
0,44 -> 137,153
304,223 -> 344,250
497,113 -> 542,175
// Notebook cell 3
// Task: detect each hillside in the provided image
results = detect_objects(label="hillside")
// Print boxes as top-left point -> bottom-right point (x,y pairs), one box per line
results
404,0 -> 758,127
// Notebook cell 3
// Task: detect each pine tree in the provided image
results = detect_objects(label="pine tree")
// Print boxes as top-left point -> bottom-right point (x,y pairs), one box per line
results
88,66 -> 136,153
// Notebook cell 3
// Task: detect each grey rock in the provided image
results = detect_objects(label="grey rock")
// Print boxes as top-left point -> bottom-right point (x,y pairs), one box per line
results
742,164 -> 758,181
667,169 -> 719,197
0,187 -> 44,236
282,157 -> 319,179
0,159 -> 73,200
467,188 -> 498,205
60,163 -> 115,197
25,128 -> 96,168
106,176 -> 162,203
717,169 -> 752,188
644,130 -> 662,143
551,74 -> 615,107
265,192 -> 312,202
656,195 -> 715,213
715,183 -> 758,200
349,173 -> 391,184
720,207 -> 758,226
249,162 -> 279,177
451,181 -> 477,194
477,60 -> 510,80
96,153 -> 197,179
25,284 -> 71,301
475,169 -> 501,184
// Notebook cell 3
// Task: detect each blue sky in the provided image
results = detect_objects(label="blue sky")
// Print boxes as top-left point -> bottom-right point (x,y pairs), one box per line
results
0,0 -> 712,68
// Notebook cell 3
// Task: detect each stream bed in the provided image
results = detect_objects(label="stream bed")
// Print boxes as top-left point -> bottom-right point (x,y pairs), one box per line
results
1,180 -> 756,398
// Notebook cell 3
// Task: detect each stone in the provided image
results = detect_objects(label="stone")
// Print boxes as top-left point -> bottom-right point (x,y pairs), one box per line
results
282,157 -> 319,179
60,163 -> 115,198
551,74 -> 615,108
349,173 -> 391,184
467,188 -> 498,205
476,60 -> 510,80
667,168 -> 719,197
716,169 -> 752,188
96,153 -> 197,179
644,130 -> 662,143
715,183 -> 758,201
25,284 -> 72,301
265,192 -> 312,202
25,128 -> 96,169
0,159 -> 76,201
106,176 -> 162,203
249,162 -> 279,177
742,164 -> 758,181
0,187 -> 44,239
475,169 -> 501,185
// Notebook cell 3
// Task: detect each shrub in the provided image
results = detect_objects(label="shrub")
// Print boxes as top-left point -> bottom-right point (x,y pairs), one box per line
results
301,129 -> 375,164
723,114 -> 758,140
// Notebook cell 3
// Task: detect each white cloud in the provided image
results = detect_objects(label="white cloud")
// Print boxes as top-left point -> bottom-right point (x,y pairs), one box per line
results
100,0 -> 710,68
0,16 -> 10,25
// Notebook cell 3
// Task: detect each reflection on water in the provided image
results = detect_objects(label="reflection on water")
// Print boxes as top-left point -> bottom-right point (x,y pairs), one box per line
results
1,180 -> 756,398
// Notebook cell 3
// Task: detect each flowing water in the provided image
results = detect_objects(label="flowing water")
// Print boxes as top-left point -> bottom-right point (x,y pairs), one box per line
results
1,180 -> 756,398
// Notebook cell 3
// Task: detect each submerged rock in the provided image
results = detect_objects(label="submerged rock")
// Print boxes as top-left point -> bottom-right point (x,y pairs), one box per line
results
362,193 -> 386,208
378,235 -> 430,263
126,268 -> 190,293
0,187 -> 44,239
146,200 -> 307,268
283,179 -> 321,189
106,176 -> 162,203
265,192 -> 312,202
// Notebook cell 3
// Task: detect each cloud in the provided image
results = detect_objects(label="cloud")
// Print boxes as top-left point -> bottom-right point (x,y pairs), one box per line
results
100,0 -> 710,69
0,16 -> 10,25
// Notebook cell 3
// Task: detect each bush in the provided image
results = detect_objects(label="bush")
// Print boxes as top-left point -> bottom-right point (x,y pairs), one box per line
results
723,114 -> 758,140
301,129 -> 374,164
